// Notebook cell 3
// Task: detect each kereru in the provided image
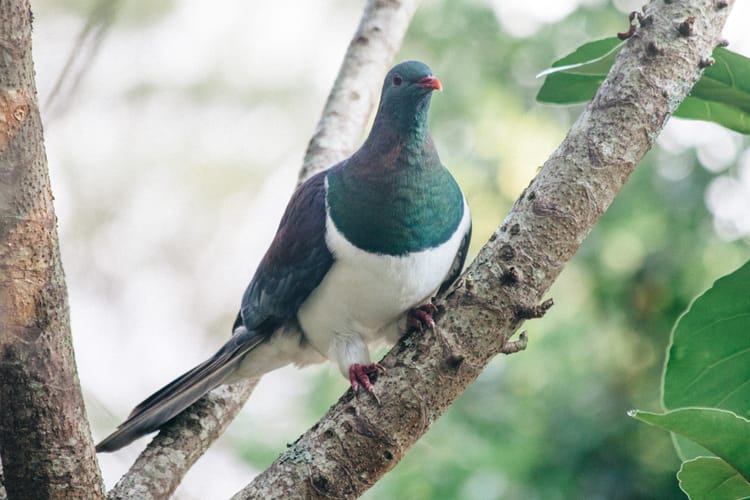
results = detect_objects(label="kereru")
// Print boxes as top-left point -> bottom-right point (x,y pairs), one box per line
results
96,60 -> 472,453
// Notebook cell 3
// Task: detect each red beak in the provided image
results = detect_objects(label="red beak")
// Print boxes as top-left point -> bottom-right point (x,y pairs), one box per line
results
417,75 -> 442,91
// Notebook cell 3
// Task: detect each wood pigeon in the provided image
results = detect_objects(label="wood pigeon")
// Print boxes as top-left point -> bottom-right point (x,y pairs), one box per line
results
96,60 -> 472,453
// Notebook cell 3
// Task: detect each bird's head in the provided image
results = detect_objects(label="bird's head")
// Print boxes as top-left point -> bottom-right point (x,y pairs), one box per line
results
375,60 -> 442,136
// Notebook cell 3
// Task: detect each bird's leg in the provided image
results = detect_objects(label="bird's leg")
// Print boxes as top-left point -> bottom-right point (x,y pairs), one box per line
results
349,363 -> 385,401
407,303 -> 438,331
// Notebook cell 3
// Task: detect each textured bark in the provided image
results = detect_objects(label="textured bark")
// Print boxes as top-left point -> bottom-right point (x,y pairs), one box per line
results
0,461 -> 6,500
233,0 -> 734,498
106,0 -> 419,497
0,1 -> 105,498
107,381 -> 258,499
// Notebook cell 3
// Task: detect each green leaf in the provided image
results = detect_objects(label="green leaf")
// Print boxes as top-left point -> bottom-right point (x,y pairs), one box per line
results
536,38 -> 623,77
678,457 -> 750,500
675,97 -> 750,134
536,38 -> 622,104
694,48 -> 750,115
536,39 -> 750,133
663,260 -> 750,418
672,433 -> 713,463
631,408 -> 750,482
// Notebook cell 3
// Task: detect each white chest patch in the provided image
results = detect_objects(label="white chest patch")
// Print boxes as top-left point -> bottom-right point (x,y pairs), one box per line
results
296,179 -> 471,376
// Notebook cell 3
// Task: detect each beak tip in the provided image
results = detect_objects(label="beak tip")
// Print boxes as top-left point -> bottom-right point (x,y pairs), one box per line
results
418,76 -> 443,91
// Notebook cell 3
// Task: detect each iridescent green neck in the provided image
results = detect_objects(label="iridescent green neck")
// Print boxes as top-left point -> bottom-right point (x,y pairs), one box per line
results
364,93 -> 432,150
326,141 -> 464,256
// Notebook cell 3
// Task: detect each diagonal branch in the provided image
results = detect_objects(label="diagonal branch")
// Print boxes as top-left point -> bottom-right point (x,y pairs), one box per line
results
106,0 -> 419,497
232,0 -> 734,498
106,380 -> 259,500
43,0 -> 120,123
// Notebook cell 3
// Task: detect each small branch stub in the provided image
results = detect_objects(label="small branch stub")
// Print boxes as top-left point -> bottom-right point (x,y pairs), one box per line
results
501,331 -> 529,355
677,16 -> 696,36
618,11 -> 639,40
514,298 -> 554,320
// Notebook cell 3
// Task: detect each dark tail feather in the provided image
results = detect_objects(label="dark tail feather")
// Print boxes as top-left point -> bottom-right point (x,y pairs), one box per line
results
96,327 -> 263,453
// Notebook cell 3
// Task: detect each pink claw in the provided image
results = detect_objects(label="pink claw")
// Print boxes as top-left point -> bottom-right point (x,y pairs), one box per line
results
407,303 -> 438,332
349,363 -> 385,401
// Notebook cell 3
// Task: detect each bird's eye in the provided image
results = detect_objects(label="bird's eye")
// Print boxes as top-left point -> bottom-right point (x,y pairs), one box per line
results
392,74 -> 403,86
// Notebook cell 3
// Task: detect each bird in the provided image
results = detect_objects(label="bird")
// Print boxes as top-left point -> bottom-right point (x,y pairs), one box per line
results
96,60 -> 472,453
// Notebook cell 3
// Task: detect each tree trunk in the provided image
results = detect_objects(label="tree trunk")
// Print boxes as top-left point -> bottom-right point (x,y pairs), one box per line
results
0,1 -> 104,498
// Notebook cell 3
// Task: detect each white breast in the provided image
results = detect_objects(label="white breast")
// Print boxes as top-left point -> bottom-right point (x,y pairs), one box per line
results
297,189 -> 470,376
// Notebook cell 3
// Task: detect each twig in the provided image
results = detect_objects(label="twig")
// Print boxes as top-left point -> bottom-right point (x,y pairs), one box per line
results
44,0 -> 119,122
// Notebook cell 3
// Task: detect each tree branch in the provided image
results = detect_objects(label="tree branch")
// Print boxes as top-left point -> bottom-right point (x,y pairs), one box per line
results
106,0 -> 419,497
233,0 -> 734,498
107,381 -> 259,500
0,1 -> 105,498
297,0 -> 420,183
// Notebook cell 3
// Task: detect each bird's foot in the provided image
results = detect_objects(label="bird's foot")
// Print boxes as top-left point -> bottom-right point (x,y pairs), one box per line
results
407,303 -> 437,332
349,363 -> 385,402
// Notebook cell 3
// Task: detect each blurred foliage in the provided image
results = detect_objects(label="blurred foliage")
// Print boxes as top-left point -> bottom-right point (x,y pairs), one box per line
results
39,0 -> 174,26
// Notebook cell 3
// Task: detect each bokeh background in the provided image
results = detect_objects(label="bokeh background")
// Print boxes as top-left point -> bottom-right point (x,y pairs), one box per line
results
29,0 -> 750,498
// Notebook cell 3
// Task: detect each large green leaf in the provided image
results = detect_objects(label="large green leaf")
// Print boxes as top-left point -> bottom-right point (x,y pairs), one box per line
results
663,260 -> 750,418
675,97 -> 750,134
661,260 -> 750,460
690,48 -> 750,115
678,457 -> 750,500
631,408 -> 750,482
536,39 -> 750,133
536,38 -> 622,104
